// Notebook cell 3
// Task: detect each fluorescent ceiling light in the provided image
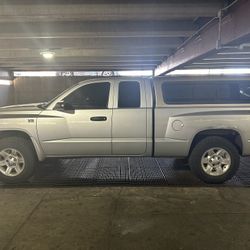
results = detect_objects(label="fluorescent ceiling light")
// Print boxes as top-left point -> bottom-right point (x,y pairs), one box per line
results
14,70 -> 153,77
0,80 -> 12,85
212,68 -> 250,74
168,68 -> 250,75
204,57 -> 250,61
168,69 -> 211,75
14,71 -> 57,77
40,51 -> 55,59
117,70 -> 153,76
193,62 -> 250,65
218,52 -> 250,55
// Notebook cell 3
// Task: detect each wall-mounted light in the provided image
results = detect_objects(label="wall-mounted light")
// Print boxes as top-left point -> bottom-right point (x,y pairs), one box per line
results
0,80 -> 12,85
40,50 -> 55,59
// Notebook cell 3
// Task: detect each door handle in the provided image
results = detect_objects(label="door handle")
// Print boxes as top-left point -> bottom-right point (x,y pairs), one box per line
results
90,116 -> 107,121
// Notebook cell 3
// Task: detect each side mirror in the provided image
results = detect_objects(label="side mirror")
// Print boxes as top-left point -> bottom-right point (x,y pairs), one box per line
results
54,101 -> 64,110
54,101 -> 75,113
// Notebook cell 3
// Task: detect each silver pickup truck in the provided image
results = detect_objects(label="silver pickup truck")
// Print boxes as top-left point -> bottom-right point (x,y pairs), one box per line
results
0,76 -> 250,184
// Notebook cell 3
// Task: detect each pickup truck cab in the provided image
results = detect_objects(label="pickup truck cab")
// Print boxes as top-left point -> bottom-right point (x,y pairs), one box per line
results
0,76 -> 249,184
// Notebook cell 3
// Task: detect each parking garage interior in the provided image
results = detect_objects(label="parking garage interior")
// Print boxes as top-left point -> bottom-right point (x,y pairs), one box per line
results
1,0 -> 250,249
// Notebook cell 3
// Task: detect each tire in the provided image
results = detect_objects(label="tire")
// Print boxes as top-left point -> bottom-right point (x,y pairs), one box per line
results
0,136 -> 37,184
189,136 -> 240,184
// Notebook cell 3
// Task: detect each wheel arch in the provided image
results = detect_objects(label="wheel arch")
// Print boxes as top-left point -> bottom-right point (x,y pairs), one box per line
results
189,129 -> 243,156
0,130 -> 45,161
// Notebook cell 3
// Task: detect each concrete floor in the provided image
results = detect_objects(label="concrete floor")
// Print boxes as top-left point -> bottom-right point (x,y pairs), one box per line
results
1,186 -> 250,250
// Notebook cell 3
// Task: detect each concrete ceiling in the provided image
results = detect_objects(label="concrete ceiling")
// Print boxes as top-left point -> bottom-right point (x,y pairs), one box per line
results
0,0 -> 227,72
155,0 -> 250,75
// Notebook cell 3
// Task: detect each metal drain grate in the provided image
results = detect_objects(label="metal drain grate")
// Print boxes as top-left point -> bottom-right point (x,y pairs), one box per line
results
2,157 -> 250,186
0,157 -> 248,187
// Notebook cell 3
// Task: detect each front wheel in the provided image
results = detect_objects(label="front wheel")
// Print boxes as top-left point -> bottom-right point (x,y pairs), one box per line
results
189,136 -> 240,184
0,137 -> 37,184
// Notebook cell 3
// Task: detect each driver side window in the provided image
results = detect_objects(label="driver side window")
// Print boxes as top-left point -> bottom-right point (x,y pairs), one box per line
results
64,82 -> 110,109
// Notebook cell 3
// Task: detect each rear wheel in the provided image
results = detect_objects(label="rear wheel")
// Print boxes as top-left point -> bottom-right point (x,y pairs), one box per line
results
0,137 -> 36,184
189,136 -> 240,184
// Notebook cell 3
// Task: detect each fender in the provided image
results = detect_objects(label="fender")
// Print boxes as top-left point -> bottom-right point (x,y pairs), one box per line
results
0,129 -> 46,161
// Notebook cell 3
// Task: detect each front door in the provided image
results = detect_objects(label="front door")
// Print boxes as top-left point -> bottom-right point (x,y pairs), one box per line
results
37,81 -> 113,156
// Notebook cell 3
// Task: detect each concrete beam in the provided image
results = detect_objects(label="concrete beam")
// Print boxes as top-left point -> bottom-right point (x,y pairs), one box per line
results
0,61 -> 161,67
0,48 -> 171,58
0,1 -> 223,22
0,62 -> 159,67
0,37 -> 183,50
155,0 -> 250,75
0,58 -> 160,71
0,55 -> 164,71
0,21 -> 196,39
0,56 -> 164,63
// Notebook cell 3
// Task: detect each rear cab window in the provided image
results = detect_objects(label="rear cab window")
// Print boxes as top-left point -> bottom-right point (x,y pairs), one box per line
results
161,81 -> 250,104
118,81 -> 141,108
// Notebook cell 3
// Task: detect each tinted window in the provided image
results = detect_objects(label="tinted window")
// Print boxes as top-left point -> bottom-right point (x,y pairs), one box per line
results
162,81 -> 250,104
64,82 -> 110,109
118,81 -> 141,108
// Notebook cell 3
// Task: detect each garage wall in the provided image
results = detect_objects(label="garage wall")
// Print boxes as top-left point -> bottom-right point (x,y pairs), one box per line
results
0,84 -> 14,107
13,77 -> 92,104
